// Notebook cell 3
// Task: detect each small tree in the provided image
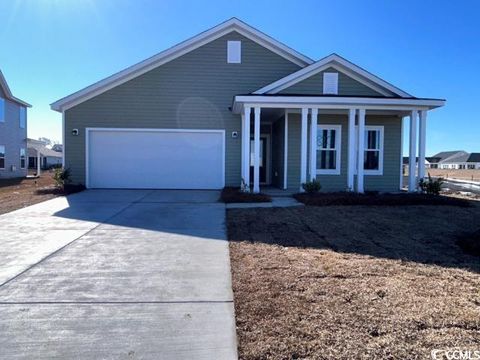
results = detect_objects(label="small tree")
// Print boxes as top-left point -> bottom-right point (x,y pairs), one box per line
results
302,179 -> 322,194
419,173 -> 443,195
53,168 -> 71,188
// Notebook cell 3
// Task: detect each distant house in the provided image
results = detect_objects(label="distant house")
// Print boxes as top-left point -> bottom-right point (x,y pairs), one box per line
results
0,70 -> 31,178
466,153 -> 480,169
427,151 -> 469,169
27,138 -> 62,172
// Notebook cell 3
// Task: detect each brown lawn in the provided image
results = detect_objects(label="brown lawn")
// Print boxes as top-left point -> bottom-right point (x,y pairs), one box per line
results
428,168 -> 480,182
228,204 -> 480,359
0,172 -> 61,215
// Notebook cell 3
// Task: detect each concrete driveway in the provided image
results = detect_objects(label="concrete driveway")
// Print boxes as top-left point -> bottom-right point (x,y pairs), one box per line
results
0,190 -> 237,359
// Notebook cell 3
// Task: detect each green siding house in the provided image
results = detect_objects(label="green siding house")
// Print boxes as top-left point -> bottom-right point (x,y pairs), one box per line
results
51,18 -> 445,193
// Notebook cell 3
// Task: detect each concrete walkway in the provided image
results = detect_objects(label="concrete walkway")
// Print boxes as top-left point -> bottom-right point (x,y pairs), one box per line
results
0,190 -> 237,359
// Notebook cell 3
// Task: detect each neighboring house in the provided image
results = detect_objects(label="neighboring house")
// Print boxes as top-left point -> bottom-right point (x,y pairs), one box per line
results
27,138 -> 62,172
466,153 -> 480,169
0,70 -> 31,179
51,143 -> 63,153
51,18 -> 445,192
402,157 -> 431,174
428,150 -> 470,169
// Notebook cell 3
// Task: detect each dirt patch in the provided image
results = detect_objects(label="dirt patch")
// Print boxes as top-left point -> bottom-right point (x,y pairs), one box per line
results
294,192 -> 472,207
220,187 -> 271,203
228,206 -> 480,359
428,168 -> 480,182
0,173 -> 80,215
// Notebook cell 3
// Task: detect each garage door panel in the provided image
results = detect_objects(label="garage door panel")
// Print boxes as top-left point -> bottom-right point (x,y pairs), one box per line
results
88,129 -> 224,189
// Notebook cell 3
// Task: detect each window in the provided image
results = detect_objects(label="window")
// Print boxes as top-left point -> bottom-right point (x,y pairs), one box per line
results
459,164 -> 466,170
468,164 -> 475,169
0,145 -> 4,169
364,127 -> 383,174
316,125 -> 341,175
227,41 -> 241,63
19,107 -> 26,128
20,148 -> 26,169
0,98 -> 4,122
323,72 -> 338,95
355,126 -> 384,175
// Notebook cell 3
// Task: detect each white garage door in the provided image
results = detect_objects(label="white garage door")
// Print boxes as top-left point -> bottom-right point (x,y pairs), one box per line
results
87,128 -> 225,189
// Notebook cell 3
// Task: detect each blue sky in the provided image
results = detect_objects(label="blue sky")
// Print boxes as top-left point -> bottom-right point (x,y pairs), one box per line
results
0,0 -> 478,155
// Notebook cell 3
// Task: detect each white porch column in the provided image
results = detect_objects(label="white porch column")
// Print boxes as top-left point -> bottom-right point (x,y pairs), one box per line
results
418,110 -> 427,182
347,108 -> 356,191
309,108 -> 318,181
408,110 -> 418,192
357,109 -> 365,193
243,106 -> 251,189
37,149 -> 41,176
300,108 -> 308,190
240,112 -> 245,187
253,107 -> 261,193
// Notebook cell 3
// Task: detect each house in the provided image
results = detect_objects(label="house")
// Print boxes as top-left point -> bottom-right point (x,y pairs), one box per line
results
51,18 -> 445,193
0,70 -> 31,179
402,157 -> 431,175
27,138 -> 62,173
466,153 -> 480,170
428,150 -> 469,169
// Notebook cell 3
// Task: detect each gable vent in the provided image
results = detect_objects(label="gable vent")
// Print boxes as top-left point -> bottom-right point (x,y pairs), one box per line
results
227,41 -> 241,64
323,72 -> 338,95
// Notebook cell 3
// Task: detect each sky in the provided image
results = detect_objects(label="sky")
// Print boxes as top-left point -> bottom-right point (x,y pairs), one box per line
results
0,0 -> 479,155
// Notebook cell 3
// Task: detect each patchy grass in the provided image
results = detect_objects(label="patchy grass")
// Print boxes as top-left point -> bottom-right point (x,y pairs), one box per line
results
228,205 -> 480,359
220,187 -> 271,203
294,191 -> 472,207
0,173 -> 84,215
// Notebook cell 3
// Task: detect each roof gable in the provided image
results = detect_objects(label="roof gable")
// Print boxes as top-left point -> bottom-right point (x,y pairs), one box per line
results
0,70 -> 31,107
51,18 -> 313,112
278,66 -> 384,97
253,53 -> 412,97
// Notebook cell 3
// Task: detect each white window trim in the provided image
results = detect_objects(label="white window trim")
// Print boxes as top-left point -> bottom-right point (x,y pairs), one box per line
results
19,107 -> 26,129
0,98 -> 4,123
316,124 -> 342,175
227,40 -> 241,64
355,125 -> 384,176
0,145 -> 5,169
20,148 -> 26,169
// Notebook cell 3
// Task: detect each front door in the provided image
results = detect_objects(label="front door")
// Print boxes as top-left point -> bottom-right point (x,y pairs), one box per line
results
249,137 -> 267,184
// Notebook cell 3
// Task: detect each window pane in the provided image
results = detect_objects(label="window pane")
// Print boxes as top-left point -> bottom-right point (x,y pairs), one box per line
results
317,150 -> 336,169
0,158 -> 4,168
364,150 -> 379,170
317,129 -> 336,149
19,107 -> 26,128
0,98 -> 4,122
0,145 -> 4,157
365,130 -> 380,150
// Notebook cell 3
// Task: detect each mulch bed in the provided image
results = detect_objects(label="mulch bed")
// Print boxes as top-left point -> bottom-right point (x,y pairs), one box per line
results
228,205 -> 480,359
294,192 -> 472,207
457,229 -> 480,257
220,187 -> 271,203
0,173 -> 85,215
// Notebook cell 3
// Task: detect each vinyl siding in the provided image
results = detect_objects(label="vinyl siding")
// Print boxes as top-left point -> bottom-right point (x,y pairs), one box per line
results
0,95 -> 27,179
287,113 -> 401,192
65,31 -> 301,185
279,67 -> 385,96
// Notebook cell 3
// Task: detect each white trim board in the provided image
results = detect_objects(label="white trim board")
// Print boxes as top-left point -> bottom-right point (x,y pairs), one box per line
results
253,53 -> 412,98
51,18 -> 313,112
85,128 -> 226,189
0,70 -> 32,107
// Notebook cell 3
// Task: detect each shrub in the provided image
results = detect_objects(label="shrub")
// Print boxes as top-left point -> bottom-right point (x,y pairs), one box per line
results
419,173 -> 443,195
53,167 -> 71,188
301,179 -> 322,193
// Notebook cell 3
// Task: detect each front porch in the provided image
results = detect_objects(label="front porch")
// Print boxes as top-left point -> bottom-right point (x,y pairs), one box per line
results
234,95 -> 444,194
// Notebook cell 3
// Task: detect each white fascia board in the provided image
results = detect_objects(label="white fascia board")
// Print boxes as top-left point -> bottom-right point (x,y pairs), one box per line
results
51,18 -> 313,112
232,95 -> 445,113
253,54 -> 413,98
